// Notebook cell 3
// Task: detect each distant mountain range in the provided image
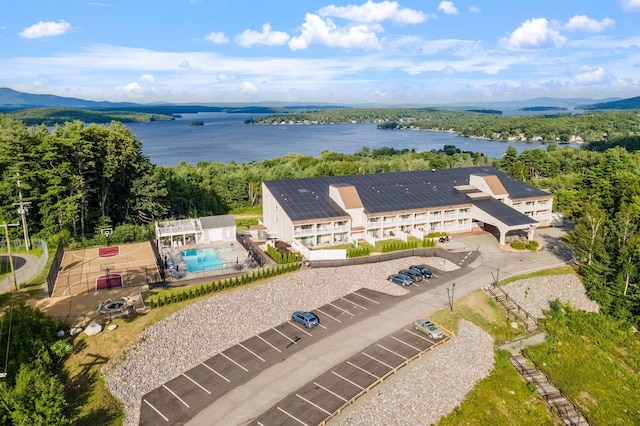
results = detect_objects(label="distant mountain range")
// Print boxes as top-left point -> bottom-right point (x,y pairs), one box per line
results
0,87 -> 638,112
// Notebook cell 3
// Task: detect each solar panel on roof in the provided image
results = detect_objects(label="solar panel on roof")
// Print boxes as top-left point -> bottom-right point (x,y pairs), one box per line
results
263,166 -> 549,222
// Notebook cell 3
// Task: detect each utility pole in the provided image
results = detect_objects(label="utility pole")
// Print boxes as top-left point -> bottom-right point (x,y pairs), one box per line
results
2,222 -> 20,292
13,174 -> 30,252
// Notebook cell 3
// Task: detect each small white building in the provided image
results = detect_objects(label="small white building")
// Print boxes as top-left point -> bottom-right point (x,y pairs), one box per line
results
155,215 -> 236,246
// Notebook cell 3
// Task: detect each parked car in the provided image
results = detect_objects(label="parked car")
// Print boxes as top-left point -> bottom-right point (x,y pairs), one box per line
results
292,311 -> 319,328
409,264 -> 433,278
387,274 -> 413,286
399,268 -> 423,282
414,319 -> 444,339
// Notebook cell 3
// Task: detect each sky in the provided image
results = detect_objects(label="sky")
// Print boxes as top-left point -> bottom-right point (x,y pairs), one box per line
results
2,0 -> 640,105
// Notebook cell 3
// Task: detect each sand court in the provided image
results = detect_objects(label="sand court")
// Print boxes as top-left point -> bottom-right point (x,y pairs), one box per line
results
52,241 -> 161,298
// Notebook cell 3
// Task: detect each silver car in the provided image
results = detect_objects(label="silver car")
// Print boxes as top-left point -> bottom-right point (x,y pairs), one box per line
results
414,319 -> 444,339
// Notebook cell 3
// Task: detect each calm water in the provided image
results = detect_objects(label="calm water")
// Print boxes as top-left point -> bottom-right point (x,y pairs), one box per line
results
181,248 -> 224,272
126,112 -> 578,167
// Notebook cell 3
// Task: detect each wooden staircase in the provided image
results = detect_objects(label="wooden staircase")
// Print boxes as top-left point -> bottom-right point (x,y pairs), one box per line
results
484,284 -> 538,332
511,354 -> 589,425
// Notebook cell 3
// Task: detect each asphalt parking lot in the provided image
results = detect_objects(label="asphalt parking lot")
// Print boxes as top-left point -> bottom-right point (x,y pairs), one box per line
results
253,322 -> 450,426
140,288 -> 405,425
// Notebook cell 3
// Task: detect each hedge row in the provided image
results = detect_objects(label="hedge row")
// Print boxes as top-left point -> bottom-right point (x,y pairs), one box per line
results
381,240 -> 419,253
266,245 -> 302,264
347,246 -> 371,258
149,262 -> 301,308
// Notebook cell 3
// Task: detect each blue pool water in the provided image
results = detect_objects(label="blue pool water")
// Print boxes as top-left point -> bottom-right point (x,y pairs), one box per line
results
181,248 -> 224,272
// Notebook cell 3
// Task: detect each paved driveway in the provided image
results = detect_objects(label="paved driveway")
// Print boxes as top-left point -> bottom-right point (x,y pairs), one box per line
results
183,229 -> 572,425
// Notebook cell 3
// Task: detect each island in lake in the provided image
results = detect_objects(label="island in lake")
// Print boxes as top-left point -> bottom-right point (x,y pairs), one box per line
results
189,120 -> 204,126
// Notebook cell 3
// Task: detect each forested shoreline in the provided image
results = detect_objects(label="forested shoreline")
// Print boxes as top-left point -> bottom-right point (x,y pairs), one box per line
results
248,108 -> 640,144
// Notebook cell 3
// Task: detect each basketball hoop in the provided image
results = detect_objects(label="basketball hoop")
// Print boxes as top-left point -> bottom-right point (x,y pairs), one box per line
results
101,228 -> 113,246
100,262 -> 115,289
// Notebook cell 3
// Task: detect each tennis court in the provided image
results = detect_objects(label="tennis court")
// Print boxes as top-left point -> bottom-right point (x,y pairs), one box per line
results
52,241 -> 161,298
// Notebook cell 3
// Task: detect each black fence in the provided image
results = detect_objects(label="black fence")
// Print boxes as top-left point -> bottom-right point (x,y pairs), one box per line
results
149,233 -> 166,282
47,241 -> 65,297
237,234 -> 270,267
309,248 -> 439,268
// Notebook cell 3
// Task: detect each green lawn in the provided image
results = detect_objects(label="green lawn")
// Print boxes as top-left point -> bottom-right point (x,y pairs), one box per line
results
438,351 -> 557,426
526,306 -> 640,425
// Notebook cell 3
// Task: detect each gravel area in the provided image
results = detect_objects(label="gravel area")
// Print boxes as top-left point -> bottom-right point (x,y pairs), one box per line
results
337,320 -> 494,426
104,256 -> 458,426
503,274 -> 599,318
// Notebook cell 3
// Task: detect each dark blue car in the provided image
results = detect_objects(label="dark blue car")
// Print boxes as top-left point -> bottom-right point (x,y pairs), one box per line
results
409,264 -> 433,278
292,311 -> 319,328
388,273 -> 414,286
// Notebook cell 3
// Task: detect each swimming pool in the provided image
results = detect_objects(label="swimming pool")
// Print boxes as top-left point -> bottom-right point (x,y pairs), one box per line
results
180,248 -> 224,272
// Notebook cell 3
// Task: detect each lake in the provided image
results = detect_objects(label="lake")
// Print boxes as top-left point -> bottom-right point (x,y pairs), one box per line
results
125,112 -> 578,167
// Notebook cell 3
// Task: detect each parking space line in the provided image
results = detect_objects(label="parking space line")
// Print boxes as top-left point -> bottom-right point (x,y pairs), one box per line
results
313,381 -> 349,403
347,361 -> 380,379
182,373 -> 211,394
221,352 -> 249,372
273,327 -> 297,344
257,335 -> 282,353
296,394 -> 332,415
328,302 -> 355,316
340,296 -> 366,310
143,399 -> 169,422
331,371 -> 364,390
391,335 -> 422,351
376,343 -> 407,360
314,308 -> 341,323
352,291 -> 380,304
404,328 -> 436,344
288,322 -> 314,336
201,362 -> 231,382
162,384 -> 189,407
317,323 -> 328,329
238,343 -> 266,362
362,351 -> 394,369
277,406 -> 309,425
257,422 -> 265,426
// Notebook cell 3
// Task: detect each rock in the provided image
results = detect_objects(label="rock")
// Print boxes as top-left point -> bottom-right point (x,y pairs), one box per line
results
84,322 -> 103,336
56,330 -> 65,337
70,327 -> 83,336
108,324 -> 118,331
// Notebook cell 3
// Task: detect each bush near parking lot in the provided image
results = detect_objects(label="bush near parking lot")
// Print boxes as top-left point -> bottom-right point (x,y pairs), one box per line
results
381,240 -> 419,253
347,246 -> 371,258
267,245 -> 302,264
149,262 -> 300,308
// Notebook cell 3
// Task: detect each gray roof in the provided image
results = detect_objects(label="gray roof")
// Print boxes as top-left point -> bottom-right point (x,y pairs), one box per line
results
200,215 -> 235,230
263,166 -> 550,222
472,197 -> 538,227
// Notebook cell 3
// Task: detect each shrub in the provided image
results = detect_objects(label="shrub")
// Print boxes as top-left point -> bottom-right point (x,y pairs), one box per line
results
510,240 -> 527,250
527,240 -> 539,251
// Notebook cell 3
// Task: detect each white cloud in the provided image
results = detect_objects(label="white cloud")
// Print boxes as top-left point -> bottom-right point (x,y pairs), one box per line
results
204,32 -> 229,44
438,1 -> 459,15
179,60 -> 191,70
468,6 -> 480,13
500,18 -> 566,49
118,82 -> 142,94
619,0 -> 640,11
288,13 -> 380,50
571,66 -> 609,84
235,23 -> 289,47
87,2 -> 112,7
564,15 -> 614,32
141,74 -> 156,84
318,0 -> 426,24
19,20 -> 71,39
239,81 -> 258,95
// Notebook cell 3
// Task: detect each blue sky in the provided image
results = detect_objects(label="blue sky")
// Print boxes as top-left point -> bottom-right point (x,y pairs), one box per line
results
2,0 -> 640,105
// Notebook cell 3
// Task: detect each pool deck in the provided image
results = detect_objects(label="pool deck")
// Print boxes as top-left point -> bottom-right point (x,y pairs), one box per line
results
164,241 -> 252,282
